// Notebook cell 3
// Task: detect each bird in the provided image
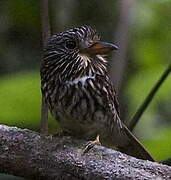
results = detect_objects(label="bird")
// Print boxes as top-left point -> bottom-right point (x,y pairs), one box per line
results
40,25 -> 154,161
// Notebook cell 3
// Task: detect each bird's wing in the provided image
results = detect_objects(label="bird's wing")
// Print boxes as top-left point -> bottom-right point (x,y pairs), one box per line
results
108,82 -> 120,116
106,77 -> 154,161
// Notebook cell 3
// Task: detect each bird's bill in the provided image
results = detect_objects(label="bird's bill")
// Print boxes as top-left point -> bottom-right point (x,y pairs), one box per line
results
81,41 -> 118,55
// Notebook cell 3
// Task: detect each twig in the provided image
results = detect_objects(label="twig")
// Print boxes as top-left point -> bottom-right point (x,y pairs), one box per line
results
40,0 -> 51,134
110,0 -> 134,93
128,64 -> 171,131
40,0 -> 51,47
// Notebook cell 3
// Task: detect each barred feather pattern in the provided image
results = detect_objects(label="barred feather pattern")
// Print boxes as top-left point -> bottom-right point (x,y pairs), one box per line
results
40,26 -> 154,161
41,26 -> 123,145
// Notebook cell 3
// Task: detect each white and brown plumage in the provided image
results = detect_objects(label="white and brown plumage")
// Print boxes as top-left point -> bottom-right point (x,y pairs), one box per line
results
41,25 -> 154,161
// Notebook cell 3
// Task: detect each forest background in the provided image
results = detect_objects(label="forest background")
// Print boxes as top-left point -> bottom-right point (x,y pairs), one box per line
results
0,0 -> 171,164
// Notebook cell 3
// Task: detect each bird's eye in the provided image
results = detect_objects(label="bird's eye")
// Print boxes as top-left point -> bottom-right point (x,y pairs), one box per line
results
65,40 -> 77,49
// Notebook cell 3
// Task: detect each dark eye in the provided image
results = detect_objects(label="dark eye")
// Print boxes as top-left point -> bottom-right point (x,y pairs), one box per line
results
65,40 -> 77,49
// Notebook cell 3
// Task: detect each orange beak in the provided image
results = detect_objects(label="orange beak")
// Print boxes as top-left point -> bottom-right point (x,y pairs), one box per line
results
80,41 -> 118,56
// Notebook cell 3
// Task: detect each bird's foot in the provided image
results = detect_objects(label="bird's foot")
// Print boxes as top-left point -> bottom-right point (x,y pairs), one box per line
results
83,135 -> 101,154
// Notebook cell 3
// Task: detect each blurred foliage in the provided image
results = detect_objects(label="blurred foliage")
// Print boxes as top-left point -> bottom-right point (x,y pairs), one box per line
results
125,1 -> 171,160
0,72 -> 58,133
0,72 -> 40,128
124,1 -> 171,159
144,127 -> 171,160
0,0 -> 171,162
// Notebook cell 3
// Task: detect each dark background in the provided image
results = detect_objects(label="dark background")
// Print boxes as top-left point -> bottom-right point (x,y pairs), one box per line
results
0,0 -> 171,166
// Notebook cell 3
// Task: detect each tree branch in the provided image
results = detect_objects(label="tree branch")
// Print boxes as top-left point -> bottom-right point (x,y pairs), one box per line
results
0,125 -> 171,180
110,0 -> 134,92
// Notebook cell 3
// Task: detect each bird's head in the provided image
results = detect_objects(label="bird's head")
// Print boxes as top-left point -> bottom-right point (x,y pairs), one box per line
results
43,26 -> 118,80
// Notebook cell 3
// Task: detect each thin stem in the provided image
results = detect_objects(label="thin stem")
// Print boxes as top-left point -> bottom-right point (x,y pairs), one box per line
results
40,0 -> 51,47
40,0 -> 51,134
128,64 -> 171,131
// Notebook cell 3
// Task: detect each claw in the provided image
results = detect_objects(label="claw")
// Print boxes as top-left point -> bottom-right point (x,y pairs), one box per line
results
83,135 -> 101,154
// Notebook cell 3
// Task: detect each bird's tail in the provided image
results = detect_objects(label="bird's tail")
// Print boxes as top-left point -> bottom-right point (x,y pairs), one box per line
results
114,124 -> 154,161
